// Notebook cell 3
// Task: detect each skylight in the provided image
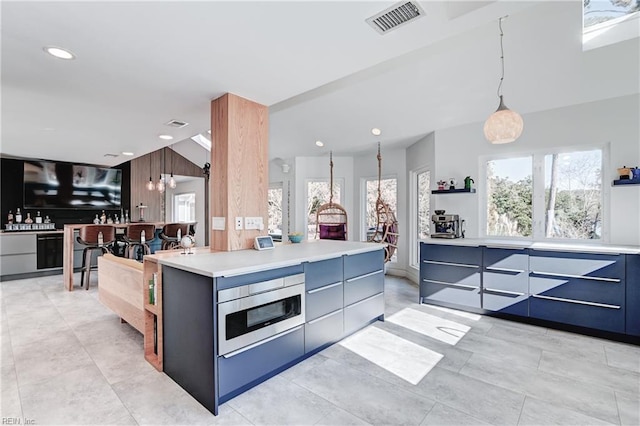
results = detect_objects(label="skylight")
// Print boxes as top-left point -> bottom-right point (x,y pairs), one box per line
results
191,133 -> 211,151
583,0 -> 639,30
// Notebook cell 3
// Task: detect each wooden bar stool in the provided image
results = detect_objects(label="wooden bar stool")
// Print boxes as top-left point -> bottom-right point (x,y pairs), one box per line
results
159,223 -> 190,250
76,225 -> 115,290
123,223 -> 156,261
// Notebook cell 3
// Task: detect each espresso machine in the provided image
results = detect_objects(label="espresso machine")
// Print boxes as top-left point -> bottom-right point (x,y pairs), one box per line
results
431,212 -> 464,239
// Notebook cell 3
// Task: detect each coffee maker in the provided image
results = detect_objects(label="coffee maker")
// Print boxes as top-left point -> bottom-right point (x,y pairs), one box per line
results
431,213 -> 464,239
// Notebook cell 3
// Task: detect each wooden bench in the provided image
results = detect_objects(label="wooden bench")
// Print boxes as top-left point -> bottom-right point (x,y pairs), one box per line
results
98,253 -> 144,334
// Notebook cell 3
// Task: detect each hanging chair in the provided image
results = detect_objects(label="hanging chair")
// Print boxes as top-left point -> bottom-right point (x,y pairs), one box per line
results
315,151 -> 348,240
367,143 -> 399,262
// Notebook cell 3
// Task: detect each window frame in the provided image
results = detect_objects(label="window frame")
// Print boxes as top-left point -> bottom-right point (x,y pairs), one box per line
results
267,182 -> 284,239
172,191 -> 196,223
361,174 -> 398,263
304,177 -> 344,240
409,166 -> 430,269
479,144 -> 609,244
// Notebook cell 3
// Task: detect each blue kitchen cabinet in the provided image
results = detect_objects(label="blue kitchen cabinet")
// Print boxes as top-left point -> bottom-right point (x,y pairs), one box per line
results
420,243 -> 482,309
482,247 -> 529,316
528,250 -> 625,333
343,250 -> 385,335
625,254 -> 640,336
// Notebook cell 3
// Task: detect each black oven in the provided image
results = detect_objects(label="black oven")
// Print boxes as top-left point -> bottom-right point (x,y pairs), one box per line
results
218,274 -> 305,356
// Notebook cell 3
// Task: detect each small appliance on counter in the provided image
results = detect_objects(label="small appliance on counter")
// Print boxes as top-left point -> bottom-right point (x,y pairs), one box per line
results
431,210 -> 464,239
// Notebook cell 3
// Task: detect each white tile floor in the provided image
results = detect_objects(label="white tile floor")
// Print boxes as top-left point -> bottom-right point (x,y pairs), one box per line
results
1,272 -> 638,425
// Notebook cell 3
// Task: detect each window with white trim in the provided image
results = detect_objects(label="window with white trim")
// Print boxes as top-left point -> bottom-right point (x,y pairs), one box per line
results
410,168 -> 430,268
268,183 -> 283,240
306,180 -> 342,240
484,148 -> 604,241
364,177 -> 398,262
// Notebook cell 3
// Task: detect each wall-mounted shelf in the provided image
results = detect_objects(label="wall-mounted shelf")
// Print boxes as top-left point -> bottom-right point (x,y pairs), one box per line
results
613,179 -> 640,186
432,188 -> 476,194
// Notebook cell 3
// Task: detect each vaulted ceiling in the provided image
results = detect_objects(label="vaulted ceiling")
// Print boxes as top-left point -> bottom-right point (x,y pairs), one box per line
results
2,1 -> 638,168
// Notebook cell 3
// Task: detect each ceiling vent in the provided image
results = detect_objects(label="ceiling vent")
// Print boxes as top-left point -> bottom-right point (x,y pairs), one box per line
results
366,1 -> 426,35
165,119 -> 189,128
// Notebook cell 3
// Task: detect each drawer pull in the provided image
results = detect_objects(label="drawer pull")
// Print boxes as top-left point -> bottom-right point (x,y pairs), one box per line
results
530,271 -> 620,283
345,292 -> 382,308
531,294 -> 620,309
221,325 -> 303,358
307,309 -> 343,325
346,269 -> 383,283
422,279 -> 478,290
483,287 -> 525,296
307,281 -> 342,294
422,260 -> 479,269
485,266 -> 525,274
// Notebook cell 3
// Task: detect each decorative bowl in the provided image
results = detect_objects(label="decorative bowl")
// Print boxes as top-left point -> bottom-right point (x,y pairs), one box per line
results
288,234 -> 303,243
434,210 -> 445,215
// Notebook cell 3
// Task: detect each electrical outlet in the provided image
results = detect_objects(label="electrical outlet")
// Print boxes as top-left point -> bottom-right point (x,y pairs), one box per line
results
235,217 -> 243,230
245,217 -> 264,230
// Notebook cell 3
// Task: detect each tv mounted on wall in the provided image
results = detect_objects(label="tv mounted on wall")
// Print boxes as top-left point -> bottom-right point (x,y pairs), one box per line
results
24,160 -> 122,209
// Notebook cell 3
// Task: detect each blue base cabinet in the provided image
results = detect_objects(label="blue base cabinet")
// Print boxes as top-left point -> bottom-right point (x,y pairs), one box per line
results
343,250 -> 385,334
482,247 -> 529,316
626,254 -> 640,336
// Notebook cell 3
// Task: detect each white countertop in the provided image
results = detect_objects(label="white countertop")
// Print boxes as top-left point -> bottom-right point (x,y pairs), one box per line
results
154,240 -> 385,278
420,238 -> 640,254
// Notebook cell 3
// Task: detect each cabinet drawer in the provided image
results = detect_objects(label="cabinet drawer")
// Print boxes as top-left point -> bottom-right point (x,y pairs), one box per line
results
420,243 -> 481,265
483,271 -> 528,294
218,325 -> 304,398
482,292 -> 528,316
529,276 -> 623,306
483,247 -> 528,271
304,257 -> 343,291
306,282 -> 343,321
0,254 -> 37,275
344,269 -> 384,306
305,309 -> 343,353
420,280 -> 481,309
344,293 -> 384,335
217,264 -> 304,290
0,234 -> 36,255
529,251 -> 624,280
344,250 -> 384,280
421,263 -> 480,288
529,296 -> 624,333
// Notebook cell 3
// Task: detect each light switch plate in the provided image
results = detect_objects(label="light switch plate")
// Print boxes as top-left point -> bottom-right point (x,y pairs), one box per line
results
212,217 -> 225,230
235,217 -> 243,230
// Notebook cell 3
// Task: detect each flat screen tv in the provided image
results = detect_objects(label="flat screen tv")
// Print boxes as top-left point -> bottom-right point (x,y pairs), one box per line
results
24,160 -> 122,209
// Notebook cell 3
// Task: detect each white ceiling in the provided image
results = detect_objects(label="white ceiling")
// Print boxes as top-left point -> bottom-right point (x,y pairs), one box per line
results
1,1 -> 638,168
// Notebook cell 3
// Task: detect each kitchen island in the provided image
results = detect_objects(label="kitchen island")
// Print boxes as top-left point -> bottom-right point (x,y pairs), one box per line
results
419,238 -> 640,339
145,240 -> 385,415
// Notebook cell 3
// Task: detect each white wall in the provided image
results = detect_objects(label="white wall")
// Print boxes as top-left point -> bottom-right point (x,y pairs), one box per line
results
165,177 -> 206,246
294,156 -> 355,240
353,148 -> 407,276
432,94 -> 640,245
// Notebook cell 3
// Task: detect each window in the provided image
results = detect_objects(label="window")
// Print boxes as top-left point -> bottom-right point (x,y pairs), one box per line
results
174,192 -> 196,222
484,148 -> 604,241
583,0 -> 639,30
268,184 -> 283,241
410,168 -> 430,268
365,177 -> 398,261
306,180 -> 341,240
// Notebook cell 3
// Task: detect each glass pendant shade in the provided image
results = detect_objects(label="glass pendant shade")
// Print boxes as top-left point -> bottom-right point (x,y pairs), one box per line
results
157,176 -> 165,193
484,95 -> 523,144
146,178 -> 155,191
168,174 -> 177,189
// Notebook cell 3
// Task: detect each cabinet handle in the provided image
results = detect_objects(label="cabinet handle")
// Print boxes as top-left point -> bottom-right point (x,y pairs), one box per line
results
307,281 -> 342,294
221,325 -> 304,358
486,245 -> 527,250
531,294 -> 620,309
483,287 -> 525,296
485,266 -> 525,274
422,260 -> 479,269
307,309 -> 343,325
346,269 -> 383,283
422,279 -> 478,290
530,271 -> 620,283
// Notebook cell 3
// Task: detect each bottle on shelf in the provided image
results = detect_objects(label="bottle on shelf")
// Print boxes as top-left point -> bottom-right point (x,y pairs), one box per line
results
107,215 -> 114,224
24,213 -> 33,224
97,231 -> 104,246
177,228 -> 182,240
140,229 -> 146,244
114,214 -> 120,224
35,211 -> 43,224
124,210 -> 130,224
100,210 -> 107,224
148,277 -> 155,305
7,210 -> 13,224
15,208 -> 22,224
44,215 -> 51,224
93,214 -> 100,224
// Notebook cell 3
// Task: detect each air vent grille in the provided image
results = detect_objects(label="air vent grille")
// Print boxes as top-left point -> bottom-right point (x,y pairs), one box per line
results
165,119 -> 189,128
366,1 -> 425,35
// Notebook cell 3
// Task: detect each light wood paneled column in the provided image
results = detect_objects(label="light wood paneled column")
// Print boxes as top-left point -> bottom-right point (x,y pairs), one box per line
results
211,93 -> 268,251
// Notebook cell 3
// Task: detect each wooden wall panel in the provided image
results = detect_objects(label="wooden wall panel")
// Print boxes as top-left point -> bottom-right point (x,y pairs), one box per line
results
211,93 -> 268,251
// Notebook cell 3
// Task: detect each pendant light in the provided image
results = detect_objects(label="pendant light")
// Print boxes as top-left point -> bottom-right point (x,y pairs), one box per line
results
157,148 -> 165,193
168,145 -> 177,189
483,16 -> 523,144
146,153 -> 155,191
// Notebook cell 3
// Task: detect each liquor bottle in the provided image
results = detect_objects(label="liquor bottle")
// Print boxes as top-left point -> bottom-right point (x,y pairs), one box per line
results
44,215 -> 51,224
35,211 -> 43,224
107,215 -> 114,224
93,214 -> 100,224
124,210 -> 130,224
7,210 -> 13,224
140,229 -> 146,244
24,213 -> 33,224
100,210 -> 106,224
114,214 -> 120,224
177,228 -> 182,240
97,231 -> 104,246
15,208 -> 22,223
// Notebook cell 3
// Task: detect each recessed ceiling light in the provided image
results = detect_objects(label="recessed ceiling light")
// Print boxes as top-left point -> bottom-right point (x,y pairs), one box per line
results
43,46 -> 75,60
371,128 -> 382,136
122,152 -> 134,156
315,141 -> 324,147
159,134 -> 173,140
